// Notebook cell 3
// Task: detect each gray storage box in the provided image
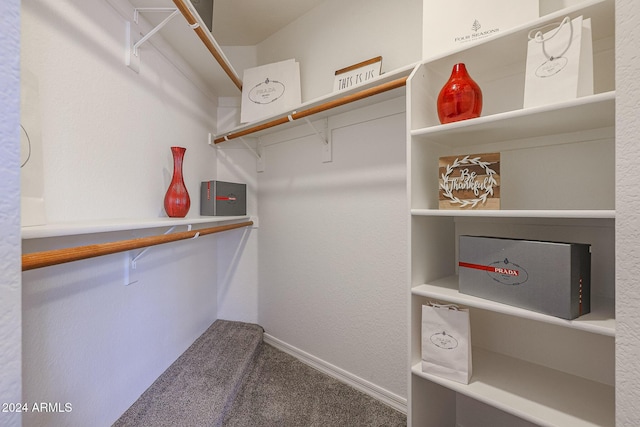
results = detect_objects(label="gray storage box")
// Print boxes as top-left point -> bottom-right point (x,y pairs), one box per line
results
458,236 -> 590,319
191,0 -> 213,31
200,180 -> 246,216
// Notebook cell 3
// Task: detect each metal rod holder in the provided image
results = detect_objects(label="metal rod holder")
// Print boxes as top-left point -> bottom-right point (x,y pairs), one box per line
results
132,8 -> 180,57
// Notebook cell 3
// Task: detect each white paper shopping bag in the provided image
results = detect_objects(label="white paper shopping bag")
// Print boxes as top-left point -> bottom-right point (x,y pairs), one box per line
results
421,303 -> 472,384
523,15 -> 593,108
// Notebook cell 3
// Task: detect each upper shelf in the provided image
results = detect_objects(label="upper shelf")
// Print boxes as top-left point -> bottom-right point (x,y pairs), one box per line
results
212,64 -> 416,144
116,0 -> 416,143
408,0 -> 615,137
169,0 -> 242,90
410,91 -> 615,147
112,0 -> 243,97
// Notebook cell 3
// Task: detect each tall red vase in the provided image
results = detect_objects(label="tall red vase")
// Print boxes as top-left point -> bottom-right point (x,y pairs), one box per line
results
164,146 -> 190,218
437,63 -> 483,124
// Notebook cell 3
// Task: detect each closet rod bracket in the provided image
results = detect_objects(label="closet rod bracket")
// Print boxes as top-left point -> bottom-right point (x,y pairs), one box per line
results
303,118 -> 332,163
237,137 -> 262,161
125,225 -> 177,285
210,132 -> 265,171
126,8 -> 180,73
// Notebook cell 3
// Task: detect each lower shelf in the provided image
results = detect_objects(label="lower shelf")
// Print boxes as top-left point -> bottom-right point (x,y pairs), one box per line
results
412,348 -> 614,427
21,216 -> 252,239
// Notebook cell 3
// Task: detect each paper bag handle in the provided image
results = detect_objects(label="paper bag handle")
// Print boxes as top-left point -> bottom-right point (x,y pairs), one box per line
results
427,301 -> 461,311
528,16 -> 573,61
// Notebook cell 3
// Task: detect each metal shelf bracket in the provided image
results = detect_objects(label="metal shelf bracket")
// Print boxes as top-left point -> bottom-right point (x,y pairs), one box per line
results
237,137 -> 262,161
126,8 -> 180,73
125,225 -> 178,285
210,132 -> 265,172
304,118 -> 332,163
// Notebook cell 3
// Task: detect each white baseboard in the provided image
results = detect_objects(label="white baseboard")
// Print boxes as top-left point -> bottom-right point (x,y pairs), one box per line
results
263,333 -> 407,414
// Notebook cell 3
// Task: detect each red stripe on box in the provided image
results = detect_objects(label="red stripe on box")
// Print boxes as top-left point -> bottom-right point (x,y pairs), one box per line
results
459,261 -> 519,277
459,261 -> 496,272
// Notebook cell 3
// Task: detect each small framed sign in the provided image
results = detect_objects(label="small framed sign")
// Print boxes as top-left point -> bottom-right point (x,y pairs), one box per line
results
333,56 -> 382,92
439,153 -> 500,209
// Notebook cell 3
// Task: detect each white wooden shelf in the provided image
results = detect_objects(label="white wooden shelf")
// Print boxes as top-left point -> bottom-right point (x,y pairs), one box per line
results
213,64 -> 416,143
413,276 -> 615,337
411,209 -> 615,219
410,91 -> 615,147
411,347 -> 614,427
21,216 -> 251,239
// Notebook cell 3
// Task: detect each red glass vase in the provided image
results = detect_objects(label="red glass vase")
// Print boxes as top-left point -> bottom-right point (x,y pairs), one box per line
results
164,146 -> 190,218
437,63 -> 483,124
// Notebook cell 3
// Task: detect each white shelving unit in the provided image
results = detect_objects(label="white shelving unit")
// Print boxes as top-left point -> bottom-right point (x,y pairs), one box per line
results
407,1 -> 615,426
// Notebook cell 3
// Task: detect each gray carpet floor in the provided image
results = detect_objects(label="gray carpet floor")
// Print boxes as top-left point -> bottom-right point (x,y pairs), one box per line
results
222,342 -> 407,427
113,319 -> 406,426
113,320 -> 264,427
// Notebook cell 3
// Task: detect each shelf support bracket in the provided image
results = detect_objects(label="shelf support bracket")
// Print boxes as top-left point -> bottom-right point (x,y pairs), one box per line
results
211,133 -> 264,172
303,118 -> 332,163
237,137 -> 262,161
125,225 -> 177,285
256,138 -> 265,172
126,8 -> 180,73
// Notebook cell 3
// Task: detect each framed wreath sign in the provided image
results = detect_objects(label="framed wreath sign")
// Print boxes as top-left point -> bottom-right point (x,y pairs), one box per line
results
439,152 -> 500,210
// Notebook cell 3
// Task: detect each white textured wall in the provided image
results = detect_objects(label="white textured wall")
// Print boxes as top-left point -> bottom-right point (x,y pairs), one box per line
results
215,136 -> 260,323
257,0 -> 422,102
0,1 -> 22,426
615,1 -> 640,425
22,231 -> 221,427
214,94 -> 260,323
20,0 -> 234,425
253,0 -> 421,405
21,0 -> 218,223
258,98 -> 409,400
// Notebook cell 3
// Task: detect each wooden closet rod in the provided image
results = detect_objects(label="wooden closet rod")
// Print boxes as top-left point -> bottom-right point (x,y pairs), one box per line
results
22,220 -> 253,272
213,75 -> 408,144
172,0 -> 243,91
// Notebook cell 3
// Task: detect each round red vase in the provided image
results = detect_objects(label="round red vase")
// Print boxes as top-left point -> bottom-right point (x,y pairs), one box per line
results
437,63 -> 483,124
164,146 -> 190,218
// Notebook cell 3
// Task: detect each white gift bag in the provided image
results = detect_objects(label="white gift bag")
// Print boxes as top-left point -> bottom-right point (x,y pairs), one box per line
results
523,15 -> 593,109
421,303 -> 472,384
